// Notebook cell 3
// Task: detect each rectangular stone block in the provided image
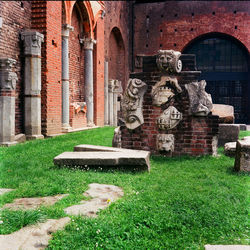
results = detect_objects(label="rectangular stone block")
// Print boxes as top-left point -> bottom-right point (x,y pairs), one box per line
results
218,124 -> 240,146
234,136 -> 250,172
54,151 -> 150,171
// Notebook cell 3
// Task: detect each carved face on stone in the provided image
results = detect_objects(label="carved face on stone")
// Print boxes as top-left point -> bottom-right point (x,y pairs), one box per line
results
151,76 -> 182,106
157,106 -> 182,130
156,50 -> 182,74
157,134 -> 174,152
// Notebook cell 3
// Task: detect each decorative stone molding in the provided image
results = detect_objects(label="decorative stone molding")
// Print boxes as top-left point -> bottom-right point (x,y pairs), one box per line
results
157,106 -> 183,130
157,134 -> 174,153
62,24 -> 74,37
82,37 -> 97,50
121,78 -> 147,130
0,58 -> 17,91
71,102 -> 87,114
21,30 -> 44,56
185,80 -> 213,116
151,76 -> 182,106
156,50 -> 182,74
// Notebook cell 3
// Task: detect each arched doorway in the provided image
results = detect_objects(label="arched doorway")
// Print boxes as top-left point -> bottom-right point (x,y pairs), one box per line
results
183,34 -> 250,123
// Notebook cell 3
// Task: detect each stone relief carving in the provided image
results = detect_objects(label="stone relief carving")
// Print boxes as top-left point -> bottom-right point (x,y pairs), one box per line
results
151,76 -> 182,106
109,79 -> 122,93
157,106 -> 183,130
185,80 -> 213,116
156,50 -> 182,74
0,58 -> 17,91
157,134 -> 174,153
21,31 -> 44,56
121,78 -> 147,130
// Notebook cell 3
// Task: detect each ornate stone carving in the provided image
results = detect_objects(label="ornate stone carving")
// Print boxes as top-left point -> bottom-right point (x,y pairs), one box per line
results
112,126 -> 122,148
157,106 -> 183,130
0,58 -> 17,91
157,134 -> 174,153
151,76 -> 182,106
156,50 -> 182,74
81,37 -> 96,50
121,78 -> 147,130
21,30 -> 44,56
62,24 -> 74,38
185,80 -> 213,116
109,79 -> 122,93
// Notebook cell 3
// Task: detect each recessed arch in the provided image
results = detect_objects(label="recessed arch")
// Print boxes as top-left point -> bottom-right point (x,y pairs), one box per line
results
108,27 -> 126,90
183,33 -> 250,123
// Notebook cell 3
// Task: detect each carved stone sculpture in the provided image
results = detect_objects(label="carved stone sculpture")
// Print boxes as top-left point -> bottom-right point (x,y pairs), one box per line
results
151,76 -> 182,106
157,134 -> 174,153
156,50 -> 182,74
112,126 -> 122,148
157,106 -> 182,130
185,80 -> 213,116
121,78 -> 147,130
0,58 -> 17,91
21,31 -> 44,56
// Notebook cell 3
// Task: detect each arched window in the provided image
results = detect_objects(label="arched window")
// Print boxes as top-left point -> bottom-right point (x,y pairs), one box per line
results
183,34 -> 249,123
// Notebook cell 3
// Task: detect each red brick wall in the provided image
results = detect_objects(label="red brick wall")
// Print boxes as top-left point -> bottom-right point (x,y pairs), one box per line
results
0,1 -> 32,135
69,6 -> 86,129
31,1 -> 62,136
133,1 -> 250,62
104,1 -> 130,89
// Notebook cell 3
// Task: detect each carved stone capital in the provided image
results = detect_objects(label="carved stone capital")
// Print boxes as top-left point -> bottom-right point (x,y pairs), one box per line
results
21,30 -> 44,56
0,58 -> 17,91
109,79 -> 122,93
156,50 -> 182,74
82,37 -> 96,50
121,78 -> 147,130
157,134 -> 175,153
62,24 -> 74,37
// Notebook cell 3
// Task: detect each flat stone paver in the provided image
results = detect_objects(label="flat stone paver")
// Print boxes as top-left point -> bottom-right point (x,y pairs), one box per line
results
205,245 -> 250,250
3,194 -> 68,210
54,151 -> 150,171
0,188 -> 14,196
0,217 -> 70,250
64,183 -> 124,217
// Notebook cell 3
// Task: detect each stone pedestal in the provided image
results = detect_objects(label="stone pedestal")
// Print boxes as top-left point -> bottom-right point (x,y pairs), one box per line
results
0,58 -> 18,146
83,38 -> 96,127
62,24 -> 74,132
21,30 -> 44,140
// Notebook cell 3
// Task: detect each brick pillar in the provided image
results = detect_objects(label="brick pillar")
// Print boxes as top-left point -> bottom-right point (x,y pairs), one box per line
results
83,37 -> 96,126
21,30 -> 44,140
62,24 -> 74,132
0,58 -> 18,146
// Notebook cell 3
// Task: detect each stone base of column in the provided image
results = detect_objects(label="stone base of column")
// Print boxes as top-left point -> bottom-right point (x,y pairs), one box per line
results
26,135 -> 44,140
87,122 -> 95,127
62,124 -> 72,133
0,141 -> 18,147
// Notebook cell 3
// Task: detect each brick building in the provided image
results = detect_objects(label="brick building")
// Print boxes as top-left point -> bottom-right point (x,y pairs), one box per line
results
0,1 -> 249,146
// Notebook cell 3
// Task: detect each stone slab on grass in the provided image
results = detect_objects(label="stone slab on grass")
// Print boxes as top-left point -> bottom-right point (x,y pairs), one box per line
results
234,136 -> 250,172
64,183 -> 124,217
0,189 -> 14,196
218,124 -> 240,146
54,151 -> 150,171
0,217 -> 70,250
205,245 -> 250,250
3,194 -> 68,210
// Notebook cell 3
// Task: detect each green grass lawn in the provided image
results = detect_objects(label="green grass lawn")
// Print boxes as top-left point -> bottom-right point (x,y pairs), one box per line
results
0,127 -> 249,249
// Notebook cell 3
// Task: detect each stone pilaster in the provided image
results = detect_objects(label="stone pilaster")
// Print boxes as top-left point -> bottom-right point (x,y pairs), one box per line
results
83,37 -> 96,126
62,24 -> 74,132
0,58 -> 18,146
21,30 -> 44,140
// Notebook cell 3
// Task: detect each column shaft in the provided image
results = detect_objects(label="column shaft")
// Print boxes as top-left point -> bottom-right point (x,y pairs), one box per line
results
104,61 -> 109,125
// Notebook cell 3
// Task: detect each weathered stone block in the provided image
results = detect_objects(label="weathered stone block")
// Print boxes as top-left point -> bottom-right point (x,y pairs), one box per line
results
234,136 -> 250,172
218,124 -> 240,146
224,142 -> 236,157
212,104 -> 234,124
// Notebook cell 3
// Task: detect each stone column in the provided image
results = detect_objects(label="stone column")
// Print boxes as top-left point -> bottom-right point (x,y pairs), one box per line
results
108,79 -> 115,126
83,37 -> 96,126
104,60 -> 109,125
21,30 -> 44,140
0,58 -> 18,146
113,80 -> 122,127
62,24 -> 74,132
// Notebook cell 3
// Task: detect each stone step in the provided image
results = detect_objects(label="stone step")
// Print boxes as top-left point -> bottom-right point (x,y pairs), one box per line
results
54,151 -> 150,171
